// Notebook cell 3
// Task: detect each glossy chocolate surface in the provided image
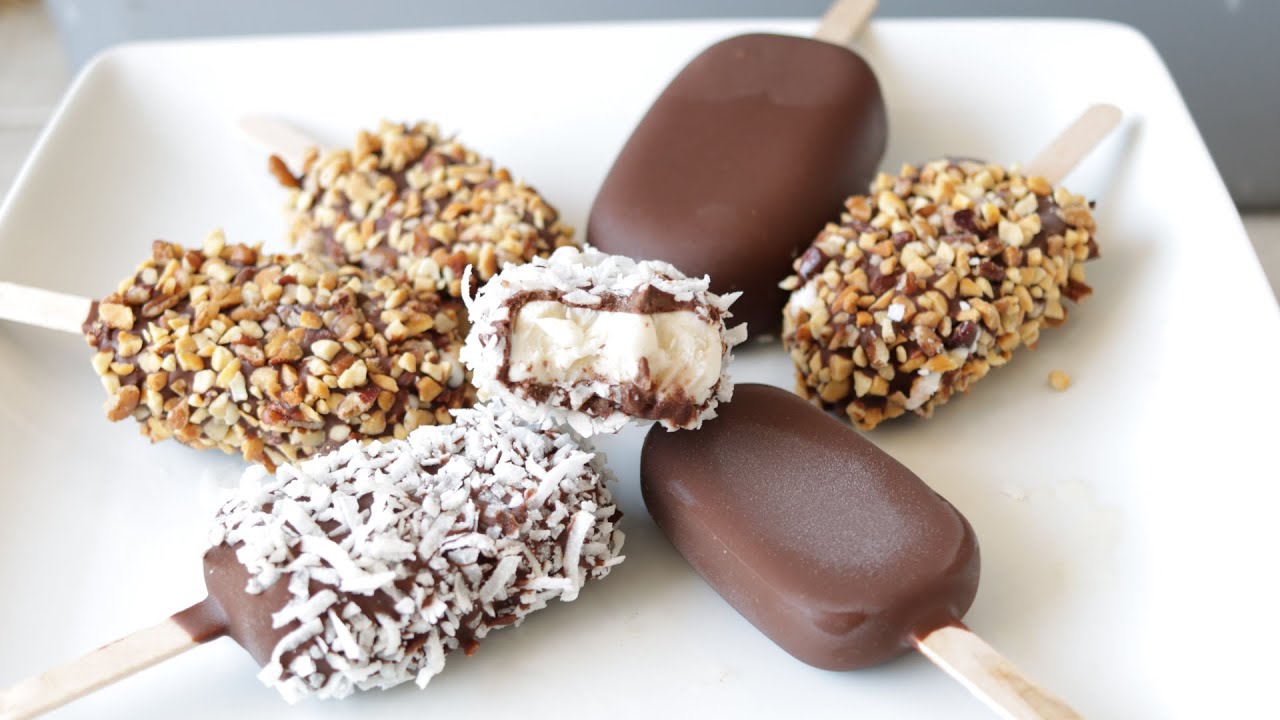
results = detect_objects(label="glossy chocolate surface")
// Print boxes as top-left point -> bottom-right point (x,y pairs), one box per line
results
168,546 -> 296,663
199,544 -> 295,666
588,33 -> 887,338
640,384 -> 979,670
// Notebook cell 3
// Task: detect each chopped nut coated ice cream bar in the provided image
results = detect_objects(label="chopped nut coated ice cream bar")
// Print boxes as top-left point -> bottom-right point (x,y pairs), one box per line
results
273,120 -> 580,298
781,159 -> 1098,429
460,246 -> 747,436
196,403 -> 624,701
82,231 -> 475,469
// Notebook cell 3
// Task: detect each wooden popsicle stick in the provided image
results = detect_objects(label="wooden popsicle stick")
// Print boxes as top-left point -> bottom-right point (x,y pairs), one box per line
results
913,624 -> 1082,720
0,600 -> 218,720
1024,104 -> 1123,185
813,0 -> 878,46
0,281 -> 91,335
237,114 -> 321,166
0,119 -> 322,339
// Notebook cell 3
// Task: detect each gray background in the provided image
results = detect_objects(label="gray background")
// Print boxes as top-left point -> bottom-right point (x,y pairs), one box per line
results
42,0 -> 1280,209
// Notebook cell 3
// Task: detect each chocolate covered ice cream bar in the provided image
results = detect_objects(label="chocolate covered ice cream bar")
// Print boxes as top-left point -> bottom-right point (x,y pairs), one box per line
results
640,383 -> 1080,717
642,384 -> 979,670
81,231 -> 474,469
781,159 -> 1099,429
460,246 -> 746,436
273,120 -> 579,298
0,403 -> 624,713
588,32 -> 887,339
201,403 -> 624,701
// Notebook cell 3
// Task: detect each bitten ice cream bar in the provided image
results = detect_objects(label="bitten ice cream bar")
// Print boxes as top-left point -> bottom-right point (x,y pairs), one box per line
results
460,246 -> 746,436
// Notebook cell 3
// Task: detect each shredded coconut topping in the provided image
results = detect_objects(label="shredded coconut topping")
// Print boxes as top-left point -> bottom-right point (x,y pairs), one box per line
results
460,246 -> 747,435
208,402 -> 625,702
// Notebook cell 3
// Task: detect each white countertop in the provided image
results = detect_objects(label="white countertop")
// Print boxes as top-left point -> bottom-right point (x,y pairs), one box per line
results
2,1 -> 1277,303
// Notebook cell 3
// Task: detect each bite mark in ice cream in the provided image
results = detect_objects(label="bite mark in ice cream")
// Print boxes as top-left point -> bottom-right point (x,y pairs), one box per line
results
507,302 -> 723,407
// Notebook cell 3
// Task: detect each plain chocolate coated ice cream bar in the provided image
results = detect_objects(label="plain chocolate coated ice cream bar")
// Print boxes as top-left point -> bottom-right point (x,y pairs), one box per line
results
642,383 -> 978,669
640,383 -> 1081,717
588,32 -> 887,339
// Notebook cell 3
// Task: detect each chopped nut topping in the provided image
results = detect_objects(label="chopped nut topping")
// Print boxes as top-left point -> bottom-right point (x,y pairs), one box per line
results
781,159 -> 1098,429
276,121 -> 580,298
82,231 -> 477,469
98,303 -> 134,330
104,386 -> 140,422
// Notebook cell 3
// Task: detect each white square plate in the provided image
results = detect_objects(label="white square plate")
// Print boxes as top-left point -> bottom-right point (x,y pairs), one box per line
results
1,18 -> 1278,720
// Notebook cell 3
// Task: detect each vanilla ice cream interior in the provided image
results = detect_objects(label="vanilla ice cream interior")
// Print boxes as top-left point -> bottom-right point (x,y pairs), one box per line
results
506,300 -> 722,405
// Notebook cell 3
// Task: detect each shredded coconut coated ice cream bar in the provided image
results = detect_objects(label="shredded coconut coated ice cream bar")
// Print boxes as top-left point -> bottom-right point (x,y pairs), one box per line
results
200,402 -> 625,701
460,246 -> 746,436
0,403 -> 624,713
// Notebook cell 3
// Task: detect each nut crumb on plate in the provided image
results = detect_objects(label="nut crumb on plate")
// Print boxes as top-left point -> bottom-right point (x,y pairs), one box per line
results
1049,369 -> 1072,391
